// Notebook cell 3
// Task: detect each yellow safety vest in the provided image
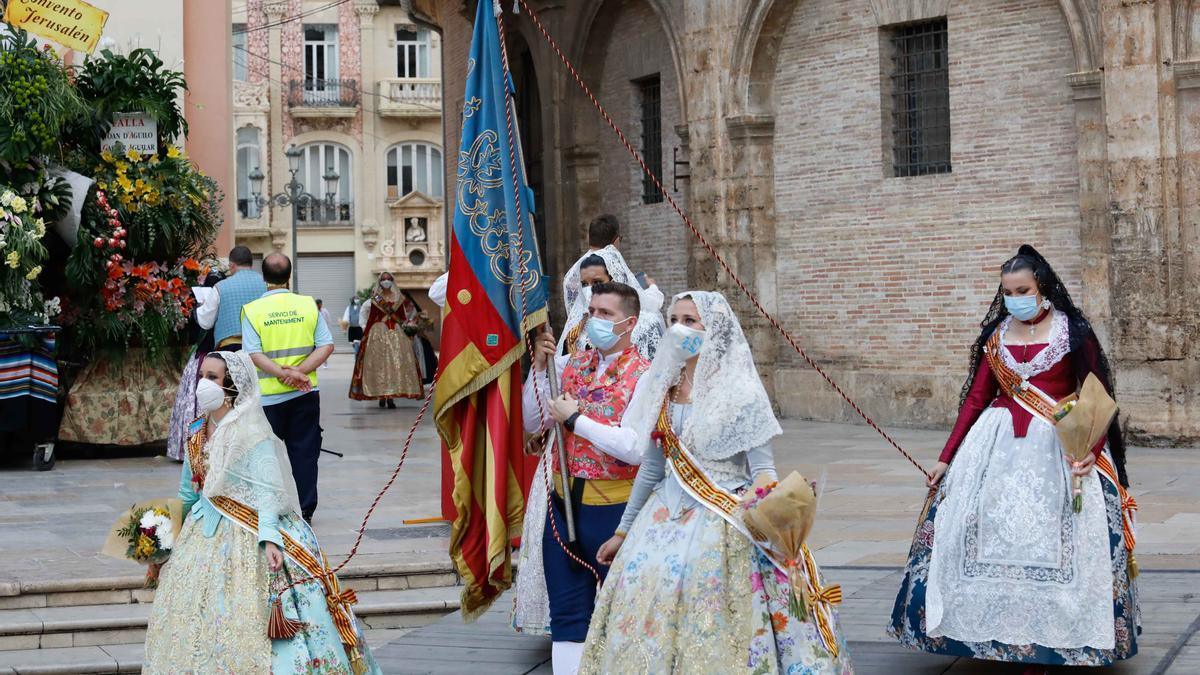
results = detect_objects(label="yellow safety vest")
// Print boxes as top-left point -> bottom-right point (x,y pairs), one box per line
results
242,291 -> 319,396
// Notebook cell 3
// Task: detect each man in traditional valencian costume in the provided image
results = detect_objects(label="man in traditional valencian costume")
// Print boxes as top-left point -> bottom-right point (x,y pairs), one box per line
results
522,282 -> 651,675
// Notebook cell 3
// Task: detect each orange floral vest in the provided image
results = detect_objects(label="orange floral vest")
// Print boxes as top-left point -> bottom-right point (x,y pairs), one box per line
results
556,346 -> 649,480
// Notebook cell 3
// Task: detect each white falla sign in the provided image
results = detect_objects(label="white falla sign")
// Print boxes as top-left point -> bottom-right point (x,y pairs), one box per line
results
101,113 -> 157,155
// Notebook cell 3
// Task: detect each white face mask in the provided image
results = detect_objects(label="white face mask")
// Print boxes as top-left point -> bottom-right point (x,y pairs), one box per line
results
195,377 -> 228,415
580,285 -> 593,305
666,323 -> 705,361
380,280 -> 394,290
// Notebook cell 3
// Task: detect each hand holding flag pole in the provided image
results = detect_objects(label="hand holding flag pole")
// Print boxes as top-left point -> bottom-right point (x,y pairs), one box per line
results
540,323 -> 578,546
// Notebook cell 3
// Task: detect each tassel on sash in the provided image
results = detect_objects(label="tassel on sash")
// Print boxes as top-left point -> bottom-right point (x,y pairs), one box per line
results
654,401 -> 842,657
268,594 -> 304,639
209,496 -> 367,664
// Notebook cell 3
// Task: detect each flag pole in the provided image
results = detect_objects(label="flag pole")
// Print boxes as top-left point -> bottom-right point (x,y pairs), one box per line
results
501,43 -> 579,546
542,331 -> 578,544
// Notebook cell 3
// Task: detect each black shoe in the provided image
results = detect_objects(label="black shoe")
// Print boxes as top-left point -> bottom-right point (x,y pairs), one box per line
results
378,400 -> 386,408
386,399 -> 396,409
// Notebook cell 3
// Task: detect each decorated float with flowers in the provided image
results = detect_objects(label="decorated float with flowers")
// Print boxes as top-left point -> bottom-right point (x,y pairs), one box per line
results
0,27 -> 222,466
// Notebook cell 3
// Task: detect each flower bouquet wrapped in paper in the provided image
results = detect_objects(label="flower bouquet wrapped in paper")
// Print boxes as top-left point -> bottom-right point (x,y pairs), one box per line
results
1053,373 -> 1118,513
741,471 -> 818,618
100,498 -> 183,587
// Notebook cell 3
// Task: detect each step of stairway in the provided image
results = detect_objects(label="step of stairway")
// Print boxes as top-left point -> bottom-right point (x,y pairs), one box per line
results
0,560 -> 459,612
0,585 -> 462,657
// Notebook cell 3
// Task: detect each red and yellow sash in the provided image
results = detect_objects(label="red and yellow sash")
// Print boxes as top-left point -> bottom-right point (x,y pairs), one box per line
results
984,332 -> 1138,568
209,497 -> 367,671
653,400 -> 842,657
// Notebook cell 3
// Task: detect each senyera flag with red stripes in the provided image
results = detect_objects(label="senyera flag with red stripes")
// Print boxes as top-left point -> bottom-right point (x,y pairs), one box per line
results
433,0 -> 547,621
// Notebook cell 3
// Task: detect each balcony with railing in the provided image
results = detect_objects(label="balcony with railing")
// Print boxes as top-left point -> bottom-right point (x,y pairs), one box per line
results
296,201 -> 354,227
287,79 -> 360,117
376,78 -> 441,118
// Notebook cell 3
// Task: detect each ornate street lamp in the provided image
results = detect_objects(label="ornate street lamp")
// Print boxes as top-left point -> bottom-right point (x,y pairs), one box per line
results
248,144 -> 340,292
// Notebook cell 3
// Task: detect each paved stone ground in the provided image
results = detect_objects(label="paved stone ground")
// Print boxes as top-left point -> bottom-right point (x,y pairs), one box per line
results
1,353 -> 1198,666
376,567 -> 1200,674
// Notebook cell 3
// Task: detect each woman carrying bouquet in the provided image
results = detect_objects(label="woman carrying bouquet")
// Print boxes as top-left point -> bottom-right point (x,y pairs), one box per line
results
144,351 -> 380,674
349,271 -> 424,407
889,245 -> 1140,667
578,291 -> 850,673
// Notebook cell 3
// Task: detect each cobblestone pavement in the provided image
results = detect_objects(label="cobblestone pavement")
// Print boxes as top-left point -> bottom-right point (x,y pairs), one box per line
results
1,352 -> 1197,667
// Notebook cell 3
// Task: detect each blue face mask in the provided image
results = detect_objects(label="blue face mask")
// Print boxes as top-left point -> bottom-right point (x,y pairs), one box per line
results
585,316 -> 632,350
1004,294 -> 1042,321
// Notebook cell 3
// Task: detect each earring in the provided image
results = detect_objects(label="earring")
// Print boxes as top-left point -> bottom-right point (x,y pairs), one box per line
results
1040,298 -> 1052,310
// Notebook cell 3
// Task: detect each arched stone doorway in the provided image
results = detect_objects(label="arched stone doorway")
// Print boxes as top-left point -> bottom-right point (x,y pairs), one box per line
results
565,0 -> 690,297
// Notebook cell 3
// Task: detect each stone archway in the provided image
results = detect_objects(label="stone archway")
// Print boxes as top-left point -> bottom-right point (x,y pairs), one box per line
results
733,0 -> 1102,117
562,0 -> 691,296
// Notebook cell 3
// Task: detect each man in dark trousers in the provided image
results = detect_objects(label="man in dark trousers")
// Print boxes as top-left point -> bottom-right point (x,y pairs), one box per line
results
241,253 -> 334,522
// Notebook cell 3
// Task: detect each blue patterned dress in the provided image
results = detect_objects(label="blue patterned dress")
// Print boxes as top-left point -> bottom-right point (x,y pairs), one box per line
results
144,420 -> 381,674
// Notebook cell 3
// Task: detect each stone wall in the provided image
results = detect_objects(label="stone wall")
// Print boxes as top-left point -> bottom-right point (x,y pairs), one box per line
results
771,0 -> 1082,427
589,0 -> 689,297
427,0 -> 1200,444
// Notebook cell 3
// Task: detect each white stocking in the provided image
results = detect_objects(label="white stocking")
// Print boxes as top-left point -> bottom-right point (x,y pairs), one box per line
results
552,641 -> 584,675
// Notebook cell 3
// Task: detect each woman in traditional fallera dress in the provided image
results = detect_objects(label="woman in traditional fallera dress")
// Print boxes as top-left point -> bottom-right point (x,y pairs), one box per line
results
144,351 -> 380,674
556,246 -> 665,358
511,247 -> 665,637
578,291 -> 851,674
889,245 -> 1140,668
349,271 -> 424,408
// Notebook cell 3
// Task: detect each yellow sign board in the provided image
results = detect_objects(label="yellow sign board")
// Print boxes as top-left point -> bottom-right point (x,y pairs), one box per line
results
3,0 -> 110,54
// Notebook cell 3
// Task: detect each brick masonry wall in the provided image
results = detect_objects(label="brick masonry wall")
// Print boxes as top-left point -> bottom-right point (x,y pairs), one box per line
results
591,0 -> 688,299
770,0 -> 1082,428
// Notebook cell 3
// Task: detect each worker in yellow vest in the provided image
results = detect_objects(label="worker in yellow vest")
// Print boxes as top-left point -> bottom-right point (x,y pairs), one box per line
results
241,253 -> 335,522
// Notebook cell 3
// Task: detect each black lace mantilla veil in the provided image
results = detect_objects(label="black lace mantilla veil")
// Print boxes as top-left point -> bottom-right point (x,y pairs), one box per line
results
958,244 -> 1129,485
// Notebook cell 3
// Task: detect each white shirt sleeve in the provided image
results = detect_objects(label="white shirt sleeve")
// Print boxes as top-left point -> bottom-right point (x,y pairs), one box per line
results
571,373 -> 647,465
429,272 -> 449,308
341,306 -> 350,323
359,300 -> 371,328
522,354 -> 568,434
642,284 -> 665,313
194,287 -> 219,330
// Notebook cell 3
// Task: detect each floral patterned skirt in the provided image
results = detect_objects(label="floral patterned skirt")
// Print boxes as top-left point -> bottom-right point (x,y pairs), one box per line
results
580,489 -> 851,674
888,412 -> 1140,666
144,513 -> 381,674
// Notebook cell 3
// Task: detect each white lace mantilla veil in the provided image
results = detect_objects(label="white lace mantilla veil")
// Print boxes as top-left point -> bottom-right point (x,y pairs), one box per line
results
557,245 -> 664,359
201,351 -> 303,517
623,290 -> 782,462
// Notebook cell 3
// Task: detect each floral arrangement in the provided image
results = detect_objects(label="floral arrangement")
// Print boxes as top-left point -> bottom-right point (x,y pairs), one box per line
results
87,189 -> 127,267
63,254 -> 209,361
117,504 -> 176,563
0,158 -> 71,329
88,143 -> 220,263
50,48 -> 222,365
0,30 -> 85,162
104,500 -> 182,587
62,143 -> 221,362
740,473 -> 821,619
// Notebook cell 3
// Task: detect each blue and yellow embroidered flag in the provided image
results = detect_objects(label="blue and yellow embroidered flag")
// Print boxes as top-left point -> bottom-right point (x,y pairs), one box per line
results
434,0 -> 547,620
